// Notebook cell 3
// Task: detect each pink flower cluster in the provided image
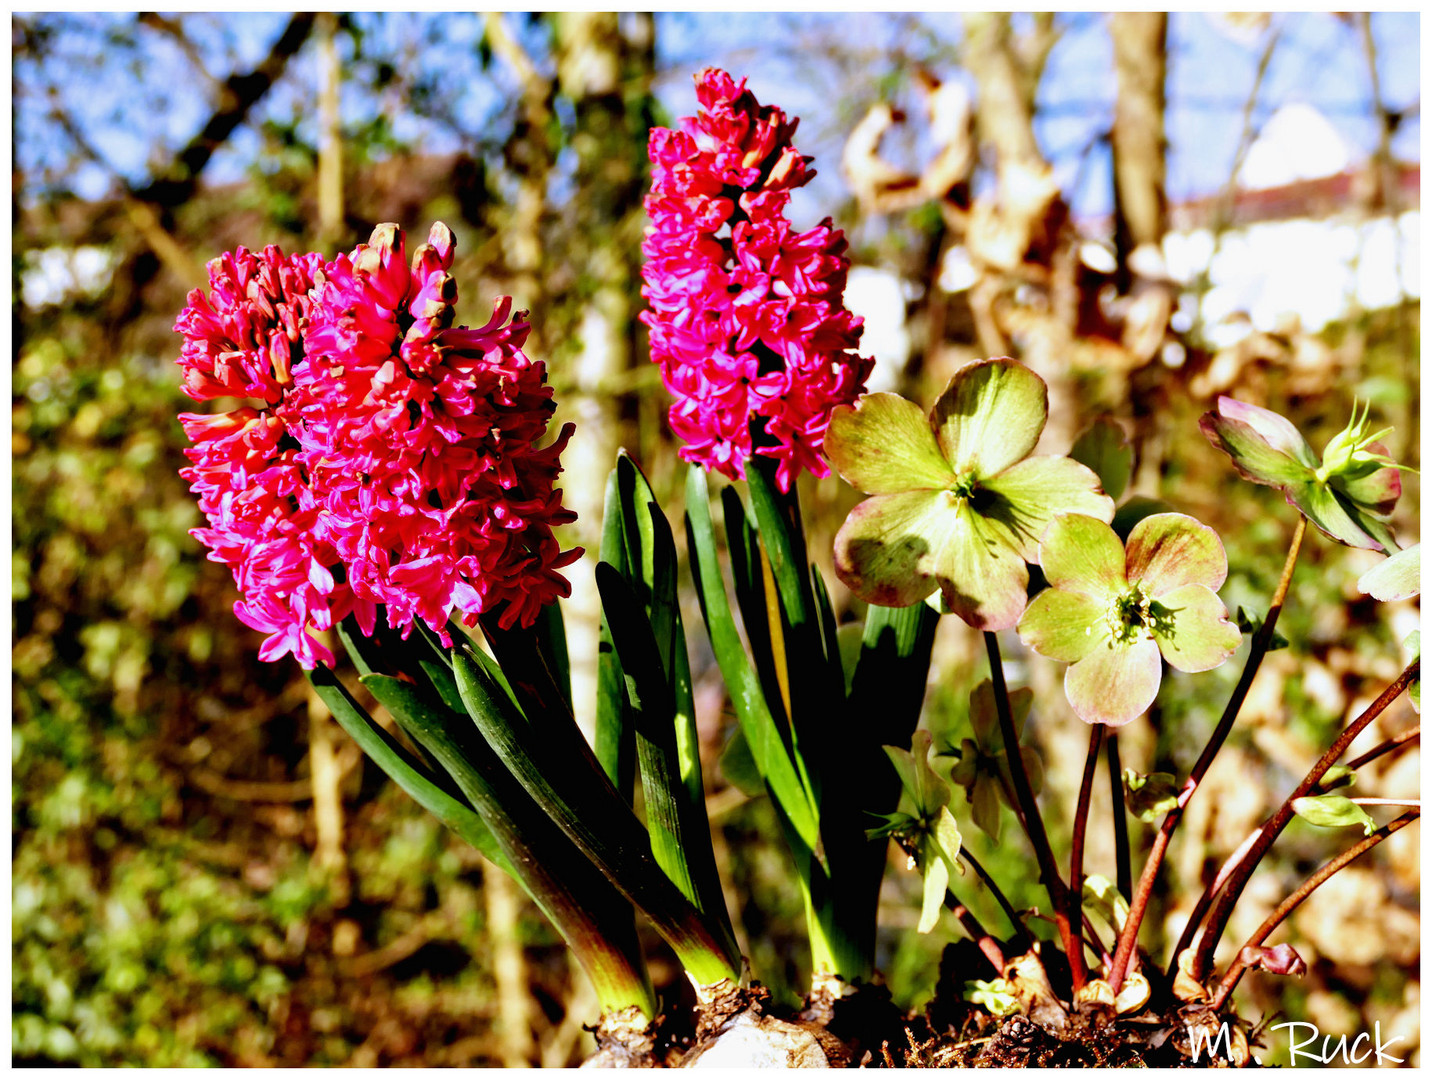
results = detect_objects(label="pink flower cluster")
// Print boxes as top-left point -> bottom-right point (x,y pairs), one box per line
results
177,223 -> 580,669
641,68 -> 873,493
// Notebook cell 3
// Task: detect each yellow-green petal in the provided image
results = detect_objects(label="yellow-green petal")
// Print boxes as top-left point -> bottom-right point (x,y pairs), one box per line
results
982,456 -> 1116,560
1125,512 -> 1228,595
1018,587 -> 1105,663
936,501 -> 1032,631
834,489 -> 953,607
1065,634 -> 1162,726
1148,583 -> 1241,673
932,358 -> 1048,478
1035,513 -> 1126,598
826,393 -> 955,495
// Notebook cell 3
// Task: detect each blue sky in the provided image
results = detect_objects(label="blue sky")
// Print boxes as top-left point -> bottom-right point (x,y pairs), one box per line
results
16,12 -> 1420,223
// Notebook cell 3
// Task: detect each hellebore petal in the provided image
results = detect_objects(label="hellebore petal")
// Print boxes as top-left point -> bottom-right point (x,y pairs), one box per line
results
1036,513 -> 1127,598
932,358 -> 1047,477
981,456 -> 1116,560
1200,397 -> 1319,487
826,393 -> 955,494
1066,634 -> 1162,726
1289,480 -> 1388,551
1332,445 -> 1402,512
1147,583 -> 1241,672
1017,588 -> 1106,663
1125,512 -> 1228,595
834,489 -> 958,607
937,503 -> 1034,631
1358,543 -> 1420,602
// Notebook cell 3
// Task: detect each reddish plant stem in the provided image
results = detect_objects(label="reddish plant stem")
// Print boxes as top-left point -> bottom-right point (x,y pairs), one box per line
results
1107,733 -> 1132,901
948,899 -> 1007,976
1168,716 -> 1421,975
1209,809 -> 1419,1010
1189,658 -> 1419,980
1067,723 -> 1104,993
1346,724 -> 1419,770
983,632 -> 1076,963
1107,517 -> 1305,995
963,848 -> 1030,949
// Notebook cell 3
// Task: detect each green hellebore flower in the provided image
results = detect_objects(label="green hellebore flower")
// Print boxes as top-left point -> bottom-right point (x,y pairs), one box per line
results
1200,396 -> 1404,551
944,680 -> 1044,843
828,358 -> 1115,631
1017,513 -> 1242,727
1357,542 -> 1420,602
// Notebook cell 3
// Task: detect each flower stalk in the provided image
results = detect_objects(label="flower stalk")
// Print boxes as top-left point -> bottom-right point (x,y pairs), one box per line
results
1107,516 -> 1305,994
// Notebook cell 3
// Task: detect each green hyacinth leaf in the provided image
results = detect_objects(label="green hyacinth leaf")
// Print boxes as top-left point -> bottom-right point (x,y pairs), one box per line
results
826,392 -> 955,494
1148,583 -> 1242,674
1291,794 -> 1376,836
719,727 -> 766,799
1357,543 -> 1420,602
1122,769 -> 1181,824
931,358 -> 1048,478
1125,512 -> 1230,595
1070,418 -> 1135,503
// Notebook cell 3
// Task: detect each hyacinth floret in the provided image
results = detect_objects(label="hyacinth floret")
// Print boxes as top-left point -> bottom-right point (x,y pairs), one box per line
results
642,67 -> 873,492
176,245 -> 349,669
296,222 -> 580,644
176,224 -> 581,669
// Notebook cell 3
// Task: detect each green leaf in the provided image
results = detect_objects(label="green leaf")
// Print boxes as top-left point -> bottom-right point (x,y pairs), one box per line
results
1235,607 -> 1290,651
1123,769 -> 1180,823
1071,418 -> 1134,503
966,978 -> 1022,1016
825,392 -> 954,494
1291,794 -> 1376,835
1358,543 -> 1421,602
1082,873 -> 1129,935
357,670 -> 657,1015
451,648 -> 741,984
685,466 -> 820,850
719,728 -> 765,799
307,665 -> 506,872
595,465 -> 636,800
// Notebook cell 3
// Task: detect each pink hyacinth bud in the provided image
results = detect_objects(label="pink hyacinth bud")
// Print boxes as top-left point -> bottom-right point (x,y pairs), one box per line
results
641,69 -> 872,492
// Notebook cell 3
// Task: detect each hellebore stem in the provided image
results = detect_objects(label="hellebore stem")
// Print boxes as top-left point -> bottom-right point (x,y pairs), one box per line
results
1186,657 -> 1419,981
1108,516 -> 1305,995
962,848 -> 1030,949
983,632 -> 1076,965
1209,809 -> 1419,1010
1107,733 -> 1132,901
1068,723 -> 1105,993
